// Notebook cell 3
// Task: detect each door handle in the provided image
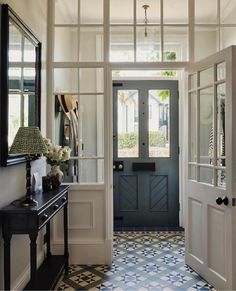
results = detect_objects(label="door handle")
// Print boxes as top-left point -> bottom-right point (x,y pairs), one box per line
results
216,196 -> 229,206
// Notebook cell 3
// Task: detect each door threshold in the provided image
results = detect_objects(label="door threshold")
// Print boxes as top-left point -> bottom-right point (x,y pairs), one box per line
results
114,226 -> 184,231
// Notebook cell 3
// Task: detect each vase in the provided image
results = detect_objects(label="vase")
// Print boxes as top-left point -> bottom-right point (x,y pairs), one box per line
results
49,165 -> 64,189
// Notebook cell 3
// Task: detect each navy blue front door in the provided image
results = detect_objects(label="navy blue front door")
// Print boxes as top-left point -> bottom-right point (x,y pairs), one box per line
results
113,80 -> 179,228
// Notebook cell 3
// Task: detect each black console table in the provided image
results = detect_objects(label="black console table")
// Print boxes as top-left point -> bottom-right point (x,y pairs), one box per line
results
0,185 -> 70,290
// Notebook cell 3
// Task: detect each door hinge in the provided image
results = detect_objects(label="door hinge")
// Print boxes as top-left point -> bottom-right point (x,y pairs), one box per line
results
232,198 -> 236,206
179,202 -> 180,211
178,146 -> 180,155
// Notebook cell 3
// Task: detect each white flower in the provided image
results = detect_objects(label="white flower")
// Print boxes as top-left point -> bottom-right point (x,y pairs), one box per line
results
61,147 -> 71,161
43,137 -> 71,165
43,138 -> 52,147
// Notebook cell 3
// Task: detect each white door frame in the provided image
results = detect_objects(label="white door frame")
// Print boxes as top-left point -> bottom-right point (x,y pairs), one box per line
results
107,66 -> 187,230
185,46 -> 236,290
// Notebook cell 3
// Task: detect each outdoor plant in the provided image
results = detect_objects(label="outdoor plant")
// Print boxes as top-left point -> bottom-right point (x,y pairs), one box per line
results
149,131 -> 166,148
118,133 -> 138,149
118,131 -> 166,149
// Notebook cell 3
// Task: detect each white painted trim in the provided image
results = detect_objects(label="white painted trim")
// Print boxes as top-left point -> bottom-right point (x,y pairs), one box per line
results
12,250 -> 45,291
105,65 -> 114,245
52,61 -> 189,69
67,183 -> 105,190
188,0 -> 195,63
52,239 -> 111,265
105,238 -> 113,265
113,76 -> 179,81
69,156 -> 105,160
68,200 -> 95,230
53,239 -> 105,245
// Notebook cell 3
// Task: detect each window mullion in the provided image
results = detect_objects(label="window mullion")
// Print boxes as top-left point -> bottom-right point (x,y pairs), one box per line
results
160,0 -> 164,62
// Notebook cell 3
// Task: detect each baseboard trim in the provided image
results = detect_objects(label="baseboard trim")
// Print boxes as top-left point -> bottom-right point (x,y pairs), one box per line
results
53,239 -> 105,245
12,250 -> 45,290
114,227 -> 185,231
52,238 -> 113,265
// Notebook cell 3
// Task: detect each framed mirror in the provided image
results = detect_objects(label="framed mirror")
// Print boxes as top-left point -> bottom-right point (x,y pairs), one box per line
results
0,4 -> 41,166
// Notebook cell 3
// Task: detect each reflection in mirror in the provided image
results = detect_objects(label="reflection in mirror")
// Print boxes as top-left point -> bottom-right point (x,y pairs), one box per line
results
0,4 -> 41,166
9,23 -> 22,62
24,37 -> 36,62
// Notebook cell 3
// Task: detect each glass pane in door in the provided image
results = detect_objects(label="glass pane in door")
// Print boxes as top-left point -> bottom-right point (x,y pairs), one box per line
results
148,90 -> 170,157
217,169 -> 226,188
217,83 -> 226,166
199,87 -> 214,165
199,166 -> 213,184
217,62 -> 226,81
189,92 -> 197,162
117,90 -> 139,157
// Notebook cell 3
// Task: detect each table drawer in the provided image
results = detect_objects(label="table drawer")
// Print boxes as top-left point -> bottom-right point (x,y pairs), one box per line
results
38,193 -> 67,229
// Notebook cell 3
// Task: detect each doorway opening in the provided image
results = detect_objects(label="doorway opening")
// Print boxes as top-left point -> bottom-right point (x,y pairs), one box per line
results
112,69 -> 184,231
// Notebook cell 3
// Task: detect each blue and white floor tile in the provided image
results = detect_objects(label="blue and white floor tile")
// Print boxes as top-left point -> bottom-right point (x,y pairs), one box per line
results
57,231 -> 215,291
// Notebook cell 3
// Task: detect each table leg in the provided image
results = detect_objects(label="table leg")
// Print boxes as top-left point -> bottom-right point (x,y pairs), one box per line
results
3,233 -> 12,291
64,203 -> 69,275
29,232 -> 38,284
46,222 -> 52,258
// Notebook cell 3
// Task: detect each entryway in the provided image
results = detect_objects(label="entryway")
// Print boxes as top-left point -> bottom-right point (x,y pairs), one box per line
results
57,231 -> 214,290
113,79 -> 179,229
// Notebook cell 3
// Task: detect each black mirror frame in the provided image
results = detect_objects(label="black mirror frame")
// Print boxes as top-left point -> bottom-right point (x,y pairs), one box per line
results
0,4 -> 41,166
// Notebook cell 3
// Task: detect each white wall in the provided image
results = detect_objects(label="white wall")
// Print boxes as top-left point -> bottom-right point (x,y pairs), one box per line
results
52,185 -> 112,264
0,0 -> 47,289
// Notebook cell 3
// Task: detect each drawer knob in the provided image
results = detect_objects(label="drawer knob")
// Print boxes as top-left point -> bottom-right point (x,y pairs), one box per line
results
61,196 -> 67,203
54,204 -> 59,210
42,213 -> 48,221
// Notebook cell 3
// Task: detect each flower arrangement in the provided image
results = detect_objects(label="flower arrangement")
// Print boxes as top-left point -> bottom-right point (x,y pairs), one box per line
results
43,138 -> 71,170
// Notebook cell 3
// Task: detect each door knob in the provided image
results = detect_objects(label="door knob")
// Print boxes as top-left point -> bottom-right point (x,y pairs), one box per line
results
216,196 -> 229,206
118,164 -> 123,170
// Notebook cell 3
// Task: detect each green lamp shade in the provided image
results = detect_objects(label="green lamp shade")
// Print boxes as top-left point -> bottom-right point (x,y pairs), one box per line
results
9,127 -> 47,155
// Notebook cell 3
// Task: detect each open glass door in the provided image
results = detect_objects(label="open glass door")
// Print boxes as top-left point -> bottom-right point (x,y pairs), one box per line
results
185,47 -> 236,290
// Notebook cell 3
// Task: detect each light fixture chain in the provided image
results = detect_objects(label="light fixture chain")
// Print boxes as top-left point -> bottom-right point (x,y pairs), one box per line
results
142,4 -> 150,37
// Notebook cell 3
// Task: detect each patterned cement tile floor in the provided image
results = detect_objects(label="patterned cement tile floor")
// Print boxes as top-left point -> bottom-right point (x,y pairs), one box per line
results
57,232 -> 215,291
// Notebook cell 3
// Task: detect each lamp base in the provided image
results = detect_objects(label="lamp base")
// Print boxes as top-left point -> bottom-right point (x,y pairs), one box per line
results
21,197 -> 38,207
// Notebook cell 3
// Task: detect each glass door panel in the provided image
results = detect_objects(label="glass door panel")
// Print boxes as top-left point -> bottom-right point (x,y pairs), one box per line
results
189,92 -> 197,162
117,90 -> 139,157
199,87 -> 214,165
217,169 -> 226,188
199,166 -> 213,185
148,89 -> 170,157
217,83 -> 226,167
217,62 -> 226,81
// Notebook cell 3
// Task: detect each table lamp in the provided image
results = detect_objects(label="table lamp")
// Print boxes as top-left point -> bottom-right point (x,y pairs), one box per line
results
9,127 -> 48,207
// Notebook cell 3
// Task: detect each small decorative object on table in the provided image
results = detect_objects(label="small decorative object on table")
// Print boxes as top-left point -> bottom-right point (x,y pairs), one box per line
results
44,138 -> 71,189
42,176 -> 52,191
